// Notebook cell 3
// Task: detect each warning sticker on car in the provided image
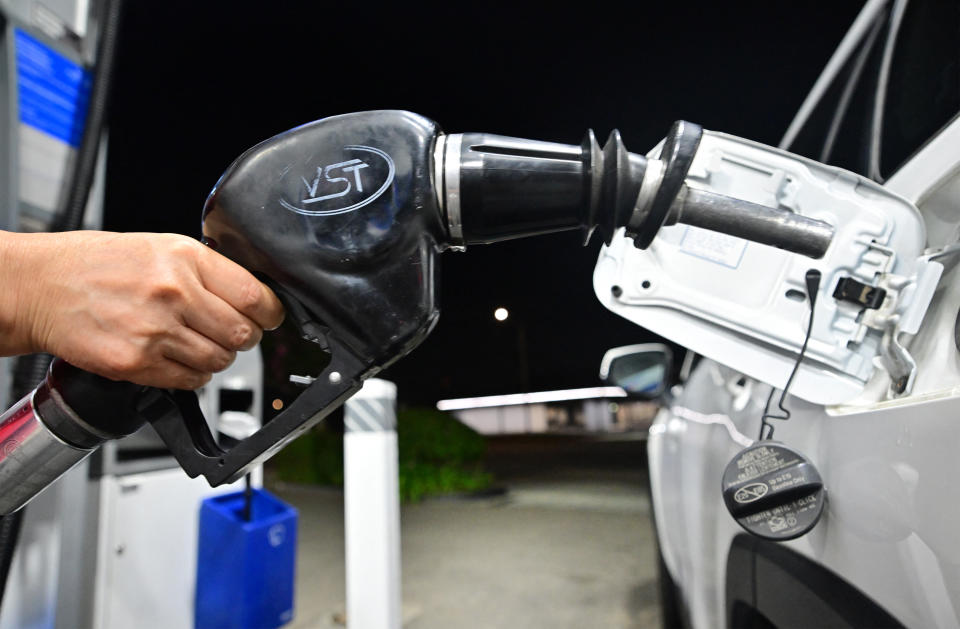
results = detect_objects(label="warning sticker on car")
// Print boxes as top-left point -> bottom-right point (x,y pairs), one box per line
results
678,226 -> 747,269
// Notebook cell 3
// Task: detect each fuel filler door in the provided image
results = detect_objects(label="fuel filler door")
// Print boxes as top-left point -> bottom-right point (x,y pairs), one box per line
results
594,130 -> 942,405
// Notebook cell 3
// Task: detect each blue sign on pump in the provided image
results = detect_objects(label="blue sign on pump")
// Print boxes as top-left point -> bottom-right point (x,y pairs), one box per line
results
14,28 -> 92,148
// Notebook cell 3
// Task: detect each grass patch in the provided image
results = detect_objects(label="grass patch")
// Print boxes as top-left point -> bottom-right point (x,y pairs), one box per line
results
268,406 -> 492,502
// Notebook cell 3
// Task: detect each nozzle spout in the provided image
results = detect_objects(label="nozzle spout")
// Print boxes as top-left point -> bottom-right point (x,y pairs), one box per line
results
442,120 -> 835,260
668,187 -> 834,259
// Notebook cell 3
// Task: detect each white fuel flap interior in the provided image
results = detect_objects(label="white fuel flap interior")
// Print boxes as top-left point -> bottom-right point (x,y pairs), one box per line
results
594,130 -> 942,406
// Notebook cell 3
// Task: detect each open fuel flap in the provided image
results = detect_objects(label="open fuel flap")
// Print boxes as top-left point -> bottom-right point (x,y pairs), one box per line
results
594,130 -> 942,405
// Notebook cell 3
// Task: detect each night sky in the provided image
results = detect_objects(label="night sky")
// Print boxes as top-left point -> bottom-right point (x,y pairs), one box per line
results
104,1 -> 864,404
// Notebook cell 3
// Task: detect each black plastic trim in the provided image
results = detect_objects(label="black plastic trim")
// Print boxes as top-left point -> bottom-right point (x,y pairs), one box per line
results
726,533 -> 905,628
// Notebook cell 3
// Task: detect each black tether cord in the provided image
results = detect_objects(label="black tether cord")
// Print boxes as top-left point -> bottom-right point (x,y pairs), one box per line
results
0,0 -> 124,610
758,270 -> 822,441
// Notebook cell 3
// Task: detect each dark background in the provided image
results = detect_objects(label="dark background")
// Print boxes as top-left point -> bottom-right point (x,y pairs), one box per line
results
103,1 -> 864,404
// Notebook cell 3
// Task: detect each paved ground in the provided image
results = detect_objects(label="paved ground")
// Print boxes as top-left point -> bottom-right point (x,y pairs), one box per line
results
270,433 -> 660,629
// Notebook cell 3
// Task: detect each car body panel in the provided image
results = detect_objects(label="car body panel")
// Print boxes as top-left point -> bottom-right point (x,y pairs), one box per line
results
640,121 -> 960,629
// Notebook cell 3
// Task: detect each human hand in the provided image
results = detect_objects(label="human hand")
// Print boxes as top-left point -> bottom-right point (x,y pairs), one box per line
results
0,230 -> 284,389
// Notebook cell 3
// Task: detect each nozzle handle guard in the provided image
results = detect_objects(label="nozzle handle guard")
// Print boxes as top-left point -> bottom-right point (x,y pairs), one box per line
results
141,337 -> 366,485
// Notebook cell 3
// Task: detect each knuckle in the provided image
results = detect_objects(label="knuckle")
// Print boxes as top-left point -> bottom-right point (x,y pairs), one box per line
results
138,321 -> 169,343
210,349 -> 236,372
183,372 -> 212,391
230,324 -> 256,349
147,276 -> 186,304
104,347 -> 143,376
237,280 -> 263,312
166,236 -> 201,260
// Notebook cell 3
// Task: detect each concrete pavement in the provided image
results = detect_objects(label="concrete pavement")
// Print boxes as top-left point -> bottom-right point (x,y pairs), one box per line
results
271,434 -> 660,628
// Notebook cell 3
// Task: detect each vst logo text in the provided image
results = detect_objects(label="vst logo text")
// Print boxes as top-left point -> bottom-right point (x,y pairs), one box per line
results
280,145 -> 395,216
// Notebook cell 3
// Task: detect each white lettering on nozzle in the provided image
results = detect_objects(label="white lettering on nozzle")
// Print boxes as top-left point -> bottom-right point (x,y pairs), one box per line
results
280,145 -> 395,216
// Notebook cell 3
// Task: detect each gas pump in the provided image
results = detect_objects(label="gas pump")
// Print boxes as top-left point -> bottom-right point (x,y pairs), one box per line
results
0,2 -> 265,626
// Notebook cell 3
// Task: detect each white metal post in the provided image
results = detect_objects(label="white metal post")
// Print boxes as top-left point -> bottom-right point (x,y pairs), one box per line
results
343,379 -> 401,629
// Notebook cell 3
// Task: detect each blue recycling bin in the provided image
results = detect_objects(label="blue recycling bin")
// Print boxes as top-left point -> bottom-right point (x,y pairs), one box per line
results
196,489 -> 297,629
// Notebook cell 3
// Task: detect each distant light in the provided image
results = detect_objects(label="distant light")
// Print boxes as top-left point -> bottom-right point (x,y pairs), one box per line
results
437,386 -> 627,411
494,307 -> 509,322
272,399 -> 284,411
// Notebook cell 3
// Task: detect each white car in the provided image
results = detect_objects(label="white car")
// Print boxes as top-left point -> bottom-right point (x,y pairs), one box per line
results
595,1 -> 960,627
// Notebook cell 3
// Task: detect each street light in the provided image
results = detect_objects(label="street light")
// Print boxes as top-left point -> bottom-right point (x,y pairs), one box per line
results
492,306 -> 528,391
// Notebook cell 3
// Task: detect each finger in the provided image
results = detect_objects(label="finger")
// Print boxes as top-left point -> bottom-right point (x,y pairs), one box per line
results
160,326 -> 237,375
137,359 -> 212,390
181,289 -> 262,352
61,333 -> 213,390
194,249 -> 285,330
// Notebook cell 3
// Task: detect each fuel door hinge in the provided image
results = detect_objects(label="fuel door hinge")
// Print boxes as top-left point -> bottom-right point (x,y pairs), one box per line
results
836,240 -> 943,397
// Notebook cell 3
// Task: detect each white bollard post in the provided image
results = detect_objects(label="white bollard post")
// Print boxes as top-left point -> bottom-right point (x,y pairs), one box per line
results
344,379 -> 401,629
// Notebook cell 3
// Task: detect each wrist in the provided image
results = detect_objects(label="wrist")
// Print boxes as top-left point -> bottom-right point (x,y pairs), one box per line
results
0,231 -> 52,356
